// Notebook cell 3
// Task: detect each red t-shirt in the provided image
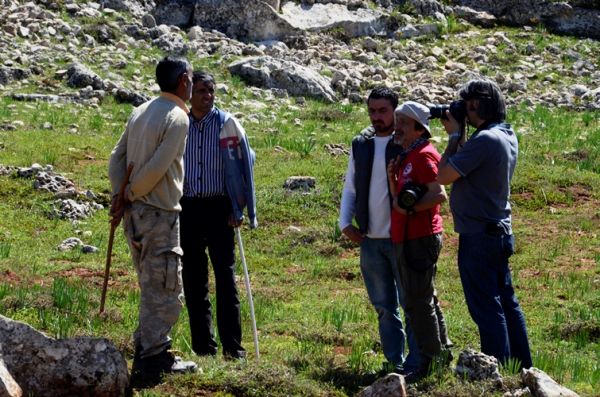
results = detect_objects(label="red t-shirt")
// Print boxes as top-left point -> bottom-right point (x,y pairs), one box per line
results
391,142 -> 443,243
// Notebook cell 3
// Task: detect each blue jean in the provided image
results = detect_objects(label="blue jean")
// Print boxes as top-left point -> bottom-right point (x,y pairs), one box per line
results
458,232 -> 532,368
360,237 -> 420,368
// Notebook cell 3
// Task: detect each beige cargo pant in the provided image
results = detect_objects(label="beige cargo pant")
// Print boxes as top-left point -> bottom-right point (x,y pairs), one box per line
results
123,201 -> 184,359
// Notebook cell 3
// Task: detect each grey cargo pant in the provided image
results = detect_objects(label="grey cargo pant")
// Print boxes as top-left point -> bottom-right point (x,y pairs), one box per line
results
123,201 -> 184,359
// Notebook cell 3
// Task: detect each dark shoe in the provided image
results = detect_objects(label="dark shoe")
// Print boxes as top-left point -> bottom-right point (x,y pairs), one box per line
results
130,350 -> 197,389
404,357 -> 432,384
404,369 -> 427,384
223,350 -> 246,361
380,361 -> 403,376
150,350 -> 198,374
130,359 -> 161,389
430,349 -> 453,369
193,348 -> 217,357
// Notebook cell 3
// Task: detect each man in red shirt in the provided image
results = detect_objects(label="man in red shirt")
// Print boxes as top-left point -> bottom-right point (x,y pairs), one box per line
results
387,101 -> 451,383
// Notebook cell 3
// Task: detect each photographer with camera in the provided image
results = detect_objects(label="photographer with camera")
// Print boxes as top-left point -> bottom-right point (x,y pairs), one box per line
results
339,87 -> 420,374
435,79 -> 532,369
387,101 -> 452,383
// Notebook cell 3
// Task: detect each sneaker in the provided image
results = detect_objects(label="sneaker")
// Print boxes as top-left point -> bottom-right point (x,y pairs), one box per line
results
170,354 -> 198,374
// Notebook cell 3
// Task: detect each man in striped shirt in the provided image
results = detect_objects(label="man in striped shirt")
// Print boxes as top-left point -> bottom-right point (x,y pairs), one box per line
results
180,71 -> 256,360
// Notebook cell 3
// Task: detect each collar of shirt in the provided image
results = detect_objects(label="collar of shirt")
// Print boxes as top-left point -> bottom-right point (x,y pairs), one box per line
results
160,92 -> 189,114
189,106 -> 217,124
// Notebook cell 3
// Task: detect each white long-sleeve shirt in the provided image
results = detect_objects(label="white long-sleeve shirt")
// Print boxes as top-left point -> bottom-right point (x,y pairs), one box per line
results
339,135 -> 392,238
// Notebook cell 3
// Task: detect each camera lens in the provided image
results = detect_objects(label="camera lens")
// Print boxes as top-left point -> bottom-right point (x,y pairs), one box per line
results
398,189 -> 418,209
429,105 -> 449,120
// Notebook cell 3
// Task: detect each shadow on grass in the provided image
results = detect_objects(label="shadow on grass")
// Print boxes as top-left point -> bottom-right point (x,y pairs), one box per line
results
310,365 -> 379,396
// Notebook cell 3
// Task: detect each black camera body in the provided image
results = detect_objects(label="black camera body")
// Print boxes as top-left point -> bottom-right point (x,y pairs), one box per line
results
397,182 -> 428,210
430,100 -> 467,122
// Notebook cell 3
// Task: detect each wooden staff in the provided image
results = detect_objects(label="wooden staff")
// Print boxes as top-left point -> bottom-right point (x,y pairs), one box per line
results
100,163 -> 134,314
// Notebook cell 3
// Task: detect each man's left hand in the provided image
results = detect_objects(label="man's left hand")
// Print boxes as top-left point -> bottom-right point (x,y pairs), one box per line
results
229,214 -> 243,228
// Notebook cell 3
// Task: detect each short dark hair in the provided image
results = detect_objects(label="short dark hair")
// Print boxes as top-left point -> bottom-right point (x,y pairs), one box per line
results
459,79 -> 506,122
193,70 -> 216,86
367,86 -> 398,109
155,56 -> 190,93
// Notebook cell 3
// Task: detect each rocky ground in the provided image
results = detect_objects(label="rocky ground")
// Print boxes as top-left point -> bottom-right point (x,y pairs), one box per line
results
0,0 -> 598,116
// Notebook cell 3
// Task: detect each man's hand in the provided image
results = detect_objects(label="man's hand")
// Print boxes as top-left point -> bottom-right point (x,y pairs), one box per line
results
441,110 -> 461,135
387,155 -> 400,197
342,225 -> 364,244
229,214 -> 243,228
109,188 -> 130,227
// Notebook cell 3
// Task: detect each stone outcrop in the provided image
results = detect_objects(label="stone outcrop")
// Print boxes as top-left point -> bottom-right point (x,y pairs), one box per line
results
66,62 -> 106,90
455,349 -> 502,383
279,2 -> 388,37
356,373 -> 407,397
453,0 -> 600,39
521,367 -> 580,397
284,176 -> 316,191
153,0 -> 301,41
0,347 -> 22,397
0,315 -> 128,397
0,67 -> 30,85
229,56 -> 336,102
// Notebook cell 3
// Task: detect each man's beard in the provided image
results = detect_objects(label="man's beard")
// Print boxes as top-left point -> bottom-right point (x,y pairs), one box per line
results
372,121 -> 393,133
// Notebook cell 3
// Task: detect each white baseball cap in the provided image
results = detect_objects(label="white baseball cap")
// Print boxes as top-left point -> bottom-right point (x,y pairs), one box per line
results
395,101 -> 431,138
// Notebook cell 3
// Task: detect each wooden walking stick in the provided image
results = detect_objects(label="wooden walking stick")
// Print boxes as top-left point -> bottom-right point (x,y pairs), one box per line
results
100,163 -> 134,314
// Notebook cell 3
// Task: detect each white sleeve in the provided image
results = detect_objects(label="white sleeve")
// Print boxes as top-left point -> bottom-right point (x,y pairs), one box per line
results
339,149 -> 356,231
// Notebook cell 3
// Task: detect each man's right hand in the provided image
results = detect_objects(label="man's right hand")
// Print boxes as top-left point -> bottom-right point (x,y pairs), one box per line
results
109,191 -> 129,227
342,225 -> 364,244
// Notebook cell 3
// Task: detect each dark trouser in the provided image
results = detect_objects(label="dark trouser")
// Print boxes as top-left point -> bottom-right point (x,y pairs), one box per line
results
395,233 -> 448,366
180,195 -> 244,357
458,232 -> 532,369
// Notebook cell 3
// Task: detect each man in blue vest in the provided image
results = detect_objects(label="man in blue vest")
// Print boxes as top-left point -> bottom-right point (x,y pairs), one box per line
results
180,71 -> 257,360
339,87 -> 421,373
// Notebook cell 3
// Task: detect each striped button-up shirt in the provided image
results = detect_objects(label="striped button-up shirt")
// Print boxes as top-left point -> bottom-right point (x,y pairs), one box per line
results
183,107 -> 225,197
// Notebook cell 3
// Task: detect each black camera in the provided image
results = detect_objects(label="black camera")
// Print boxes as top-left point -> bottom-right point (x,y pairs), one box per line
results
397,182 -> 428,210
429,100 -> 467,122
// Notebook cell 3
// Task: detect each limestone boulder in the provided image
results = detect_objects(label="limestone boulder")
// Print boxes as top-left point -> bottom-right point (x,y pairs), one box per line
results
455,349 -> 502,383
153,0 -> 300,41
66,62 -> 106,90
0,347 -> 22,397
0,315 -> 128,397
521,367 -> 579,397
229,56 -> 336,102
279,2 -> 388,38
356,373 -> 407,397
453,0 -> 600,39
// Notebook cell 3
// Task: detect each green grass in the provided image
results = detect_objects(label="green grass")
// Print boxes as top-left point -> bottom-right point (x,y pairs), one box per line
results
0,9 -> 599,397
1,92 -> 598,396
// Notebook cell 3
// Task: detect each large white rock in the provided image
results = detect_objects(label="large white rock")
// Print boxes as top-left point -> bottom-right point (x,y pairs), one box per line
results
229,56 -> 336,102
521,367 -> 579,397
280,2 -> 387,37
